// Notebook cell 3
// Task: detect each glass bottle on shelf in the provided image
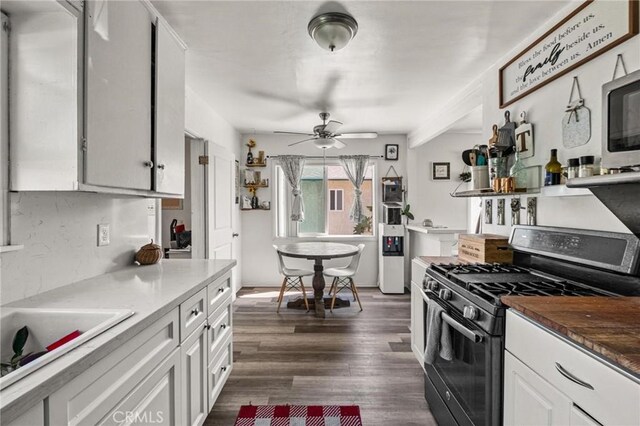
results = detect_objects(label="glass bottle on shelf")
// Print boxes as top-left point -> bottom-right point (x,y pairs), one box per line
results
246,147 -> 254,165
509,151 -> 527,189
544,149 -> 562,186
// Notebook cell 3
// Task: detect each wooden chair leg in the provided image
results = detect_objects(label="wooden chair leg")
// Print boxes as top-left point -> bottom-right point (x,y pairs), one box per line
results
299,277 -> 310,312
350,278 -> 363,311
330,277 -> 339,312
276,276 -> 287,313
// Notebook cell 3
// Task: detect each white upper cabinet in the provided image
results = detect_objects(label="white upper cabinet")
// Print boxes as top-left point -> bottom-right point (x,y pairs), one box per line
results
7,0 -> 82,191
85,0 -> 153,190
155,19 -> 186,195
8,0 -> 186,197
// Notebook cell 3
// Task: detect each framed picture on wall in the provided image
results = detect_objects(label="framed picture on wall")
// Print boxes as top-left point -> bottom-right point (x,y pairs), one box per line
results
432,162 -> 450,180
385,144 -> 399,161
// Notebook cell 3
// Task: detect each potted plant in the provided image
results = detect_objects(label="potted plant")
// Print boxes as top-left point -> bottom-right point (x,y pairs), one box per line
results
401,204 -> 414,225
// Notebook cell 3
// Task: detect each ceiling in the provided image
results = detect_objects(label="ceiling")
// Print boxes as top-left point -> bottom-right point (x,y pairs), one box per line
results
153,1 -> 573,135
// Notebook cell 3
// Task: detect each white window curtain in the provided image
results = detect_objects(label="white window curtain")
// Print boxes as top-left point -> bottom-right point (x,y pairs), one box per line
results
339,155 -> 370,223
278,155 -> 306,222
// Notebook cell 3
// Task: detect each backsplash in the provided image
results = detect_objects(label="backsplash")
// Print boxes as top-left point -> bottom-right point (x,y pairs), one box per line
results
0,192 -> 155,304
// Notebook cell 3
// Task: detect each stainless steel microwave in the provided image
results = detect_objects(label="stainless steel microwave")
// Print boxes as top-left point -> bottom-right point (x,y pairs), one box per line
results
602,68 -> 640,168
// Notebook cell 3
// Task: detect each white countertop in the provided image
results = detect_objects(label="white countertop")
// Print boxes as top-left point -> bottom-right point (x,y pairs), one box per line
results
406,225 -> 467,235
0,259 -> 236,421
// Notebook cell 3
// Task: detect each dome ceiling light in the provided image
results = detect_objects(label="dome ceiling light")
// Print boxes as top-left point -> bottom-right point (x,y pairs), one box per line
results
307,12 -> 358,52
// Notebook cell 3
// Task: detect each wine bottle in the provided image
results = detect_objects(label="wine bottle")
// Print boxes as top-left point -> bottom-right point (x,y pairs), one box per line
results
246,148 -> 254,165
544,149 -> 562,186
509,151 -> 527,189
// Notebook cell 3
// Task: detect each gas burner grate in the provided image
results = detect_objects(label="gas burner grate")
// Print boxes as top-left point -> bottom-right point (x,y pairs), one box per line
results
431,263 -> 529,277
467,280 -> 615,305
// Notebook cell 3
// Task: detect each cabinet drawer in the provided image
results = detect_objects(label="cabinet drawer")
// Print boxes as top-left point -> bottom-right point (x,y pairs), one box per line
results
207,272 -> 232,316
207,333 -> 233,409
49,309 -> 179,425
506,310 -> 640,426
207,299 -> 232,360
180,288 -> 207,342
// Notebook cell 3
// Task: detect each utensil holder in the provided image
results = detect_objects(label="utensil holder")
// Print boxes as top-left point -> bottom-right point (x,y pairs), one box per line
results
470,165 -> 489,189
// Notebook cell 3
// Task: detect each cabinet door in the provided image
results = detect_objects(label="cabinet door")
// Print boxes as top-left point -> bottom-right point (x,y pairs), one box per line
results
3,401 -> 44,426
154,19 -> 185,195
570,405 -> 603,426
182,325 -> 208,426
98,348 -> 182,426
410,281 -> 425,367
504,351 -> 572,426
85,0 -> 152,190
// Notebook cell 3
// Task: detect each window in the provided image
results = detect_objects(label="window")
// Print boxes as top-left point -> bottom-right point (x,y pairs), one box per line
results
329,189 -> 343,211
276,162 -> 375,237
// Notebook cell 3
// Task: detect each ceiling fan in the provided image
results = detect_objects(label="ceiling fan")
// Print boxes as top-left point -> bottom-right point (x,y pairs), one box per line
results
275,112 -> 378,149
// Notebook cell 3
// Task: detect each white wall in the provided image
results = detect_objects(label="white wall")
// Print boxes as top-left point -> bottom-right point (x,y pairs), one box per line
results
407,132 -> 479,229
240,133 -> 407,287
475,2 -> 640,236
1,192 -> 155,304
184,86 -> 243,288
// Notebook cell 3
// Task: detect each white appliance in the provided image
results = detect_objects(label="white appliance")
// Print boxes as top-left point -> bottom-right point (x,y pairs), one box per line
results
378,223 -> 405,294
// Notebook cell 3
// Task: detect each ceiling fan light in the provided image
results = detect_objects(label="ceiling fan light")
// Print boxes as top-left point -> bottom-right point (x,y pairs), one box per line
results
308,12 -> 358,52
314,137 -> 335,149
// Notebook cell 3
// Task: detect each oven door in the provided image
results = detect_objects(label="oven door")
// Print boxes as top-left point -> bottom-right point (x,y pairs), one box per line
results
424,308 -> 502,426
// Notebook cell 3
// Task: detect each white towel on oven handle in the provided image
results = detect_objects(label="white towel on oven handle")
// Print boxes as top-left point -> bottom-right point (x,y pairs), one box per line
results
424,299 -> 453,364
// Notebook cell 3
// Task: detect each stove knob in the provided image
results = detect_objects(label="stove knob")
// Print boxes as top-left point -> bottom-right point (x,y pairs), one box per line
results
438,289 -> 452,300
463,306 -> 479,320
427,280 -> 439,292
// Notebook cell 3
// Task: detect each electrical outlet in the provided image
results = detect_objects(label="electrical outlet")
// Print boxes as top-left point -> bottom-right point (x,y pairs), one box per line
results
97,223 -> 110,247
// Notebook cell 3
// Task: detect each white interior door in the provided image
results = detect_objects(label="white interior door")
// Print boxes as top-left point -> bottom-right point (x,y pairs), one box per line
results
190,138 -> 207,259
207,142 -> 235,271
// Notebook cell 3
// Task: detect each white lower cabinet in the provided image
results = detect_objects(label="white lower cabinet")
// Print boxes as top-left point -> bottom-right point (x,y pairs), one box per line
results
182,324 -> 208,426
410,258 -> 428,368
98,348 -> 182,426
3,401 -> 44,426
43,274 -> 235,425
49,309 -> 180,425
504,351 -> 572,426
504,310 -> 640,426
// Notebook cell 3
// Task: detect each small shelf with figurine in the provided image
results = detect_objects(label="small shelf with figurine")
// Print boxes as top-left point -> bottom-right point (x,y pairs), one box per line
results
245,138 -> 267,167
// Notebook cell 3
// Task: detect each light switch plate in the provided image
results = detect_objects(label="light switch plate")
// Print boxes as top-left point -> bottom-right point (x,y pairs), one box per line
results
97,223 -> 110,246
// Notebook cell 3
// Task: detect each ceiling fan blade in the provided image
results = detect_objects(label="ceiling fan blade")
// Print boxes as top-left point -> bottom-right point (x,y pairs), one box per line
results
334,132 -> 378,139
332,138 -> 347,149
275,131 -> 315,136
322,120 -> 343,135
288,137 -> 317,147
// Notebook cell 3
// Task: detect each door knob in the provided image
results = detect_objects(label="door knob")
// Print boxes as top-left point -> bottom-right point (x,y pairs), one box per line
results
157,163 -> 165,170
232,233 -> 239,237
143,161 -> 154,168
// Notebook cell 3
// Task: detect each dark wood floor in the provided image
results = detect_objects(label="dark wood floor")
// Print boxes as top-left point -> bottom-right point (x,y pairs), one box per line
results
204,287 -> 437,425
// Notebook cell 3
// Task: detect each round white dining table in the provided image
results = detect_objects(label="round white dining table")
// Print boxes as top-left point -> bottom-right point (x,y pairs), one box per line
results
276,242 -> 359,318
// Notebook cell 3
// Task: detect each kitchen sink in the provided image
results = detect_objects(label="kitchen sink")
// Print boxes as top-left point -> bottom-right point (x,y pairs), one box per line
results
0,307 -> 134,389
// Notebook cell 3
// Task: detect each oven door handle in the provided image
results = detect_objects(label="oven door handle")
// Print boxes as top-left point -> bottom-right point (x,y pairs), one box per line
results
441,312 -> 484,343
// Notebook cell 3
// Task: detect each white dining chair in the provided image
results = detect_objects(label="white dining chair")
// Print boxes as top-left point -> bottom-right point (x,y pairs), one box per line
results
273,245 -> 314,313
324,244 -> 365,312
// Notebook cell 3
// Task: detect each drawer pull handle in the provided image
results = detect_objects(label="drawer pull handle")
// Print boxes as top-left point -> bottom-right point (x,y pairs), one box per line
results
220,324 -> 227,329
555,362 -> 594,390
218,287 -> 225,293
191,308 -> 200,316
221,366 -> 227,372
205,323 -> 211,330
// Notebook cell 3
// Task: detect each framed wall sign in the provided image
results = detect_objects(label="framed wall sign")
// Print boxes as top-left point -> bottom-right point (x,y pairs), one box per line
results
385,144 -> 399,160
499,0 -> 639,108
432,162 -> 451,180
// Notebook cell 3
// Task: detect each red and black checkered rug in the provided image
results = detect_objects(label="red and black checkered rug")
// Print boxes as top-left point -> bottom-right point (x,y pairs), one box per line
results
234,405 -> 363,425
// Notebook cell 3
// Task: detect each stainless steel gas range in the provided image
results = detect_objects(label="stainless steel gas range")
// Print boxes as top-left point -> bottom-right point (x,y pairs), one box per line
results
421,226 -> 640,426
